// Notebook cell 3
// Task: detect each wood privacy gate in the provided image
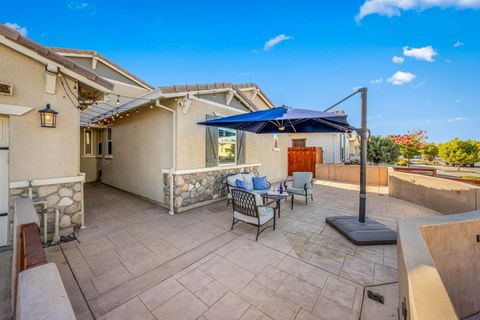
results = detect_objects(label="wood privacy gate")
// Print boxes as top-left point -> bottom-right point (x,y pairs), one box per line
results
288,147 -> 323,177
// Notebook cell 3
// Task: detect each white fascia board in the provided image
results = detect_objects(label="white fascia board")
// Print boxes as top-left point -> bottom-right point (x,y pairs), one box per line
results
0,103 -> 33,115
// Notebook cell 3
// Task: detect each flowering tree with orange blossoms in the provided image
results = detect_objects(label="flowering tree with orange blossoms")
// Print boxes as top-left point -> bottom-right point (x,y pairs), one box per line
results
389,130 -> 427,164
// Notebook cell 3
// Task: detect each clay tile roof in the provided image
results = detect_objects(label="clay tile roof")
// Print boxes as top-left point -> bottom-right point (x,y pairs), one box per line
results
50,47 -> 154,90
0,24 -> 114,91
158,82 -> 275,110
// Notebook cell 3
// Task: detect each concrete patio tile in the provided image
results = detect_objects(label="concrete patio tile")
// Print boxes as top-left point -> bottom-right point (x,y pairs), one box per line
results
355,245 -> 384,264
199,255 -> 255,293
77,236 -> 115,258
256,231 -> 307,254
254,265 -> 289,292
152,289 -> 208,320
240,306 -> 272,320
89,232 -> 237,317
295,309 -> 323,320
236,240 -> 286,266
288,245 -> 313,262
312,296 -> 359,320
98,297 -> 154,320
373,264 -> 397,284
276,275 -> 321,311
84,249 -> 123,276
226,248 -> 270,274
239,281 -> 299,320
195,281 -> 229,306
178,268 -> 214,293
91,265 -> 133,294
138,277 -> 184,311
321,277 -> 357,310
215,237 -> 248,256
339,255 -> 375,286
276,256 -> 329,289
203,291 -> 250,320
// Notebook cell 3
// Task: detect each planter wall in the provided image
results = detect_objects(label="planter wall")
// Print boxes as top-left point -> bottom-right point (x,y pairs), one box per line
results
315,164 -> 388,186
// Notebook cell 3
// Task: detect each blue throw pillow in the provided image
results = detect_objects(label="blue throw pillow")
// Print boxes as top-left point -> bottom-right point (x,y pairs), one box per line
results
235,179 -> 246,190
253,176 -> 268,190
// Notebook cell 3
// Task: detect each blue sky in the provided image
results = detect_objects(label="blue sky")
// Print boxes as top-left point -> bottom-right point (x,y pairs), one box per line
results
2,0 -> 479,141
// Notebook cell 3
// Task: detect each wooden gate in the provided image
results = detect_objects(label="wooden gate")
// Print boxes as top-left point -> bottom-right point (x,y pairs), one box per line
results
288,147 -> 323,177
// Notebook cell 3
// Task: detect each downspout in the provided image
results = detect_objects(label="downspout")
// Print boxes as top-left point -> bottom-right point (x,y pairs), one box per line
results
156,100 -> 176,215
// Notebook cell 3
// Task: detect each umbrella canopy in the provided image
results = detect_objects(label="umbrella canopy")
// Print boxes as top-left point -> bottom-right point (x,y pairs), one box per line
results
198,107 -> 353,134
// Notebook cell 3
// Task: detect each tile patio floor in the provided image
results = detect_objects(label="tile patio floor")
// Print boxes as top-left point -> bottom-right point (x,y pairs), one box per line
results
52,181 -> 439,320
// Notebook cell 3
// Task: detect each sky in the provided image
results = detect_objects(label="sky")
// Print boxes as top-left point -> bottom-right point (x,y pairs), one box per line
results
2,0 -> 479,142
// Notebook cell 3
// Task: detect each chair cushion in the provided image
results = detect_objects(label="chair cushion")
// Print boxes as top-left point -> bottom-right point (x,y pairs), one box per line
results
288,187 -> 313,195
253,176 -> 268,190
242,173 -> 256,191
251,189 -> 269,196
234,207 -> 274,225
227,174 -> 243,188
292,172 -> 313,189
235,179 -> 246,189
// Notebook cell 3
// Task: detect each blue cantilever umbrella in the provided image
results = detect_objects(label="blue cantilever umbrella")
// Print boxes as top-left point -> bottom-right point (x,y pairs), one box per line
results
197,107 -> 353,134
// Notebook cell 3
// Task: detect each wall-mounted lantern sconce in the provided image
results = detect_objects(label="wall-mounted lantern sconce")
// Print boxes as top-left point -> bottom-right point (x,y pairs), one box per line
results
39,104 -> 58,128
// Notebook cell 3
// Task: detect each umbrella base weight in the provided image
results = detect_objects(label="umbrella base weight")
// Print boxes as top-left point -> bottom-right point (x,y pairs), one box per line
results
326,216 -> 397,246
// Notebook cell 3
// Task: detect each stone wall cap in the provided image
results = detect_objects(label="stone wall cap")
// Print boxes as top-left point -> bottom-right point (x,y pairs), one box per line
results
162,163 -> 261,175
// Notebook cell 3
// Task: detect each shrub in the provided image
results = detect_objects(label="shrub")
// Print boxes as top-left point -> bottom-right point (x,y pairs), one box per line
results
396,160 -> 408,166
367,135 -> 400,164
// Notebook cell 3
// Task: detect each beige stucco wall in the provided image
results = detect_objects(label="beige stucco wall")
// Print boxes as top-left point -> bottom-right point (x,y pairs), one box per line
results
389,170 -> 480,214
398,212 -> 480,320
100,106 -> 173,203
315,164 -> 389,186
421,218 -> 480,318
0,44 -> 80,181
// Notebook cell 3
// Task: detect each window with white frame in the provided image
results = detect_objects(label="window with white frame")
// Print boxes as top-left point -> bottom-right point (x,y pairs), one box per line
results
107,128 -> 112,155
218,127 -> 236,165
84,129 -> 93,155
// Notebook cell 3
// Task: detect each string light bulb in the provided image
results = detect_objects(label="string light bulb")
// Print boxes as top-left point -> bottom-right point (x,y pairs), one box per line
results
116,95 -> 120,105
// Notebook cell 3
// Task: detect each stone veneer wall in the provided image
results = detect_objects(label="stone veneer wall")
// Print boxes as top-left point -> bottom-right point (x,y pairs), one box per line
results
9,182 -> 82,238
163,166 -> 260,212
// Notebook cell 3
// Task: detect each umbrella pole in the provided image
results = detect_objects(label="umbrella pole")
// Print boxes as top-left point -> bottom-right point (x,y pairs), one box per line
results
359,88 -> 367,223
325,87 -> 397,245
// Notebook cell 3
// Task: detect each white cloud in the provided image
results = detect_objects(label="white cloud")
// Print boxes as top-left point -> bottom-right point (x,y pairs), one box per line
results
392,55 -> 405,64
448,117 -> 469,122
453,41 -> 464,47
4,22 -> 27,36
403,46 -> 437,62
356,0 -> 480,21
370,78 -> 383,84
67,1 -> 89,10
264,34 -> 292,51
387,71 -> 416,85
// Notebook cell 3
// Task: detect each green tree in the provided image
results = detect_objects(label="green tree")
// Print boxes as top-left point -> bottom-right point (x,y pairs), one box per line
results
438,138 -> 480,170
367,135 -> 400,164
422,143 -> 439,163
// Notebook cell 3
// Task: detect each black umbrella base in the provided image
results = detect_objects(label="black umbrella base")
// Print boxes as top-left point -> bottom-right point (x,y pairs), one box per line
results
326,216 -> 397,246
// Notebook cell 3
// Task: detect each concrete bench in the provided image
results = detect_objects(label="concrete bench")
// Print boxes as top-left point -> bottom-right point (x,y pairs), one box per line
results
16,262 -> 75,320
12,198 -> 76,320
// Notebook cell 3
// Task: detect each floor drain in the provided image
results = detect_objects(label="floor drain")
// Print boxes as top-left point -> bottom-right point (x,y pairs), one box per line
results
367,290 -> 384,304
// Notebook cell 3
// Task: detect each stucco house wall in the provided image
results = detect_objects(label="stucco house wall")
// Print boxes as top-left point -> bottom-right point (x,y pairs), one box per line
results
0,44 -> 80,181
98,90 -> 288,207
99,106 -> 174,203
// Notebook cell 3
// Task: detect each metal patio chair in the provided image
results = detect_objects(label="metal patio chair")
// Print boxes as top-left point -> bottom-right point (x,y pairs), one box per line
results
231,189 -> 276,241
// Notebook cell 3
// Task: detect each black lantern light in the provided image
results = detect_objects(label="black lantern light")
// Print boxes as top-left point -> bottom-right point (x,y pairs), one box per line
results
39,104 -> 58,128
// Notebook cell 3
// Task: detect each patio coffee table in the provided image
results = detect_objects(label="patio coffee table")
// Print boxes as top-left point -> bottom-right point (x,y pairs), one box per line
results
262,192 -> 292,218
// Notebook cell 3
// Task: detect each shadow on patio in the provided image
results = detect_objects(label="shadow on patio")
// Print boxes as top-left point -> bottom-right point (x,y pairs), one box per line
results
49,181 -> 438,320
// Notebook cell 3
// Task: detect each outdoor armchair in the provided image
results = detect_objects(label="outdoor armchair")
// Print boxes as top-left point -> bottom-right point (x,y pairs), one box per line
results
231,189 -> 276,241
225,172 -> 271,206
284,172 -> 314,208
